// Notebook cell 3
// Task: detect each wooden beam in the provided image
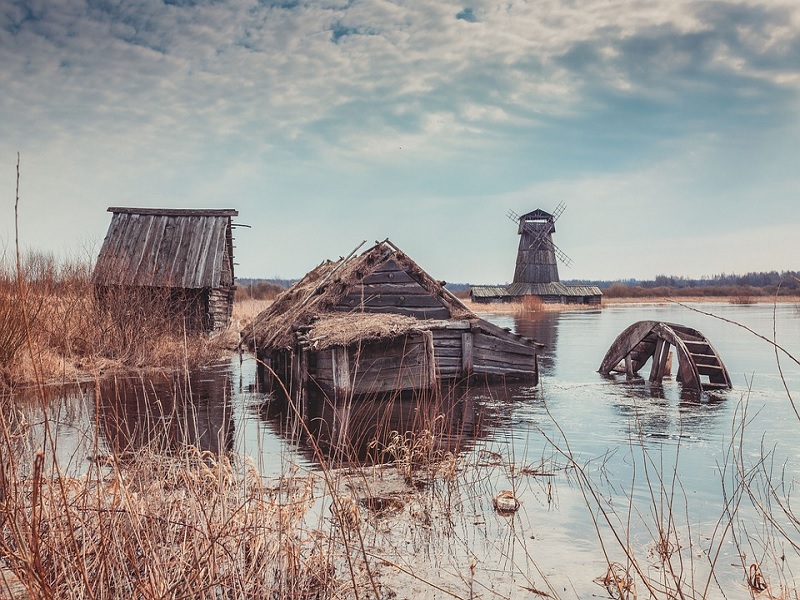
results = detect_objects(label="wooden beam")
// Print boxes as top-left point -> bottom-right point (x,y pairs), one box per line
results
461,332 -> 474,377
332,346 -> 351,404
649,338 -> 665,383
107,207 -> 238,217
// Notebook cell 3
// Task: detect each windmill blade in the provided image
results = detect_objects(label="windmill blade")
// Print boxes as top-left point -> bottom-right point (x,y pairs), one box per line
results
524,227 -> 550,252
552,241 -> 573,267
509,209 -> 550,251
532,234 -> 573,267
519,218 -> 553,251
552,202 -> 567,222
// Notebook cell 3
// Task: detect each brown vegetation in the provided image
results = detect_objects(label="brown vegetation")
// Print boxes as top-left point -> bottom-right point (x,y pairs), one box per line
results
0,435 -> 338,599
602,282 -> 800,300
234,280 -> 286,302
0,252 -> 233,387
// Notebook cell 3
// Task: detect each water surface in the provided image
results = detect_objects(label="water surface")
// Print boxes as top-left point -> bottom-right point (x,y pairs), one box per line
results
10,301 -> 800,597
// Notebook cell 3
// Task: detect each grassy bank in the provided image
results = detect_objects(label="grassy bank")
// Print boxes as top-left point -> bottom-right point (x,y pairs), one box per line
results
0,253 -> 273,388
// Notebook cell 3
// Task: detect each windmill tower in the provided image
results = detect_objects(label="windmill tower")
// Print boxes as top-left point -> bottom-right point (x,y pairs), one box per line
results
507,203 -> 572,291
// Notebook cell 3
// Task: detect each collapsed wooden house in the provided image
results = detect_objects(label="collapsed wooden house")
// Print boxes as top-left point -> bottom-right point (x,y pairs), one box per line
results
241,240 -> 541,404
92,207 -> 239,333
598,320 -> 732,392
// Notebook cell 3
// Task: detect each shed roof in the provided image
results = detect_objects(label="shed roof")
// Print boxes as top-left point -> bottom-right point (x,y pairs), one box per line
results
507,282 -> 602,297
519,209 -> 554,221
470,285 -> 514,299
92,207 -> 238,289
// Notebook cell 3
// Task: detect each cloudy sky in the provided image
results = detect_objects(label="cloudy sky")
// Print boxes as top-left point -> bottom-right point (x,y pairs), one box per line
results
2,0 -> 799,283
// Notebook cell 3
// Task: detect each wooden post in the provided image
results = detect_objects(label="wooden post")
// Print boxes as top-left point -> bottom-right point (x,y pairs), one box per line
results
331,346 -> 351,404
657,343 -> 672,380
461,332 -> 473,378
423,331 -> 437,390
331,346 -> 352,458
624,354 -> 634,378
290,346 -> 307,417
649,338 -> 665,382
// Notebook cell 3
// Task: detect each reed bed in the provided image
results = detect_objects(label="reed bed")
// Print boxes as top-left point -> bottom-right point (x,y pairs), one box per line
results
0,251 -> 236,387
0,437 -> 337,598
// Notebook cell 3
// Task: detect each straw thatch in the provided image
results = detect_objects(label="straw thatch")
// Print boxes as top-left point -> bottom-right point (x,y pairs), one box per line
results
301,313 -> 445,350
241,240 -> 474,353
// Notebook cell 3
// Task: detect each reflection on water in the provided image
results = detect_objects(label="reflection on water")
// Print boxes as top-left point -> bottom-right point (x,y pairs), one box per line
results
258,384 -> 488,466
13,303 -> 799,474
97,368 -> 235,457
16,302 -> 797,472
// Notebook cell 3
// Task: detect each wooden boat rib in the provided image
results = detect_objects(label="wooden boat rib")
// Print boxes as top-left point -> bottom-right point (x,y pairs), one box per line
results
598,320 -> 732,392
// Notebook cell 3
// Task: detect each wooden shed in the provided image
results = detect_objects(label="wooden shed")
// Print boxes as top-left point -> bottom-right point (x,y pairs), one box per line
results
241,240 -> 541,405
92,207 -> 239,333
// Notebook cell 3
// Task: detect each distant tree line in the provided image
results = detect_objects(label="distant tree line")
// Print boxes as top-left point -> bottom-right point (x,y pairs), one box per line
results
236,271 -> 800,302
566,270 -> 800,298
235,278 -> 297,301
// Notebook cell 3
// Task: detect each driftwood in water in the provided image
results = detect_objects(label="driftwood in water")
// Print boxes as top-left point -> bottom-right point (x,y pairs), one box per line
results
598,320 -> 732,392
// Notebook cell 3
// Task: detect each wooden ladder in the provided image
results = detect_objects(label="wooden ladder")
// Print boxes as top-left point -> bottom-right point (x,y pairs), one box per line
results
670,328 -> 732,390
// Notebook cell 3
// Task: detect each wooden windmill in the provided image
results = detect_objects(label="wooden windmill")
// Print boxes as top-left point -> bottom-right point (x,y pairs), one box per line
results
507,203 -> 573,287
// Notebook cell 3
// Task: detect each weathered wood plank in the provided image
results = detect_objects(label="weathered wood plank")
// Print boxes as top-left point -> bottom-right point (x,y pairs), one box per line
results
462,332 -> 473,376
361,270 -> 417,284
108,207 -> 238,216
433,347 -> 462,358
357,282 -> 437,295
332,304 -> 451,319
472,332 -> 540,358
472,352 -> 537,371
337,293 -> 447,309
472,363 -> 536,378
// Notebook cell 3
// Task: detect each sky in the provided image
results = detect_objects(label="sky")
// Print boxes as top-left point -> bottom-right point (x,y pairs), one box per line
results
1,0 -> 799,284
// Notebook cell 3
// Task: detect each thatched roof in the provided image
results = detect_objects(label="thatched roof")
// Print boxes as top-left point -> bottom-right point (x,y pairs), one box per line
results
93,207 -> 238,289
298,313 -> 447,350
241,239 -> 474,352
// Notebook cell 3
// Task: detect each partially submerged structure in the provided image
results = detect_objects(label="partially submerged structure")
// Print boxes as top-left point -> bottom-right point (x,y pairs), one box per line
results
598,321 -> 732,392
471,205 -> 602,305
241,240 -> 541,404
92,207 -> 239,332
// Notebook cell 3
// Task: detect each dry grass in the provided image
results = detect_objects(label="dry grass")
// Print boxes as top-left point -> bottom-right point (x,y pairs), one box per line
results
0,441 -> 338,599
460,298 -> 590,314
0,254 -> 252,387
231,297 -> 273,330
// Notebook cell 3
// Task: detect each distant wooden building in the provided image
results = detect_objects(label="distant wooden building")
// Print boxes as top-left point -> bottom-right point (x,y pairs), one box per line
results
92,207 -> 238,333
471,206 -> 602,305
241,240 -> 541,404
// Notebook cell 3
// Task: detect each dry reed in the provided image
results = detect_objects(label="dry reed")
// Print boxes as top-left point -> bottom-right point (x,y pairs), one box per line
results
0,438 -> 337,599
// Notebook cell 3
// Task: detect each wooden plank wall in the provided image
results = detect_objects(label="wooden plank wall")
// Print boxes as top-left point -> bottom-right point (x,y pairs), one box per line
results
308,334 -> 436,397
471,331 -> 538,377
335,259 -> 451,320
432,329 -> 464,378
349,333 -> 434,394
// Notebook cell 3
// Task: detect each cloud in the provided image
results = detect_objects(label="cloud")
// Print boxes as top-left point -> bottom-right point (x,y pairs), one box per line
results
1,0 -> 799,281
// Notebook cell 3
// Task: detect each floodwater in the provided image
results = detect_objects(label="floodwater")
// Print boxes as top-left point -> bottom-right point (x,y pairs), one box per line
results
8,301 -> 800,598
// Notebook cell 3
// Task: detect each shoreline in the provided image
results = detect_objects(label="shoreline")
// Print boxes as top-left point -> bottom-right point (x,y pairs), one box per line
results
5,295 -> 796,389
460,295 -> 800,314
